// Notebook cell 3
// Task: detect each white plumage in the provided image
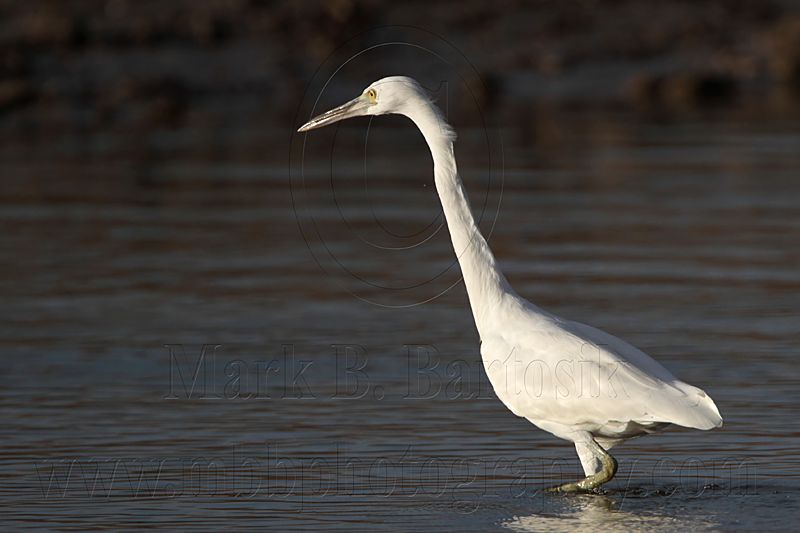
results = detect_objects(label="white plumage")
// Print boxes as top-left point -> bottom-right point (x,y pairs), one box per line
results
299,76 -> 722,491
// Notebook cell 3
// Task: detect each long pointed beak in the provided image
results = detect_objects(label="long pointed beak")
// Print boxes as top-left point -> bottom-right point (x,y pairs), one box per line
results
297,95 -> 370,132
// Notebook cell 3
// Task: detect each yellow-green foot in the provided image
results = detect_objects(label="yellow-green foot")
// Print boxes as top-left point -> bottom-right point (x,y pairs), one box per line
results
546,443 -> 618,493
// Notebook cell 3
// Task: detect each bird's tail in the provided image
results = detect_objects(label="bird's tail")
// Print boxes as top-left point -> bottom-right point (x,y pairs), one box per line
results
669,382 -> 723,430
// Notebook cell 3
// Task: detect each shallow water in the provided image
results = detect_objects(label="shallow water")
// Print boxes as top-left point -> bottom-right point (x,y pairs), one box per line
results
1,110 -> 799,530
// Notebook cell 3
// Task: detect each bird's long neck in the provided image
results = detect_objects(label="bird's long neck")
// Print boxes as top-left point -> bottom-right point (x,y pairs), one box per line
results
405,103 -> 513,335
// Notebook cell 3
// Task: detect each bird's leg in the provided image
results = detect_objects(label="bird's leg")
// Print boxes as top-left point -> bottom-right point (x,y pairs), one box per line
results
546,439 -> 618,493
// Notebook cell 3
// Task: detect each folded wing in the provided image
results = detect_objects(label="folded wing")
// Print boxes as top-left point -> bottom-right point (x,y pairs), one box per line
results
480,316 -> 723,438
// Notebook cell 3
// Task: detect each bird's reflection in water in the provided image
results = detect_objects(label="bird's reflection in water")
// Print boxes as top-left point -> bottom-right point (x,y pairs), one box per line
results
501,494 -> 719,532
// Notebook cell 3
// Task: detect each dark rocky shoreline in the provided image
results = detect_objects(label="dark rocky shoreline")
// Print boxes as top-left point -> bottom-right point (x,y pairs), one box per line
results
1,0 -> 799,133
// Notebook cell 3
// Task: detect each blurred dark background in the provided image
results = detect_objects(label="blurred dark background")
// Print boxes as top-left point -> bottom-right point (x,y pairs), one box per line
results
0,0 -> 798,197
2,0 -> 800,215
2,0 -> 800,137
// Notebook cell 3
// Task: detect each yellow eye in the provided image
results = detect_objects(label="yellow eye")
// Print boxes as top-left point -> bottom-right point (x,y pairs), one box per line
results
366,88 -> 377,102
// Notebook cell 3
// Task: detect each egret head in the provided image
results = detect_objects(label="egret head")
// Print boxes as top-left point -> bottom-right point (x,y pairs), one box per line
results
297,76 -> 437,132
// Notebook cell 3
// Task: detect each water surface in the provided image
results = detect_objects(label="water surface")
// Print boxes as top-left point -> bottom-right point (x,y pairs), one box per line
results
1,111 -> 798,530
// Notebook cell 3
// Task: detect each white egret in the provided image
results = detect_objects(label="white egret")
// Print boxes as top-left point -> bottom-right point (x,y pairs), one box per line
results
298,76 -> 723,492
